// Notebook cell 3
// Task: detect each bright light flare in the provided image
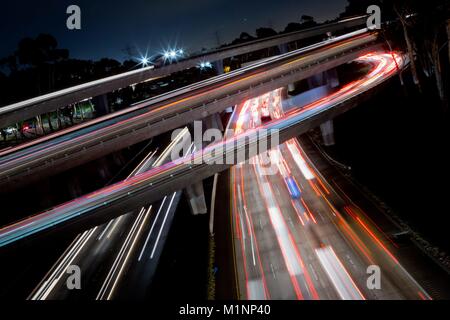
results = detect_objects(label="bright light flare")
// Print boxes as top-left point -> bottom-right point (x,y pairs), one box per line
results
162,48 -> 185,62
139,56 -> 150,67
198,61 -> 212,69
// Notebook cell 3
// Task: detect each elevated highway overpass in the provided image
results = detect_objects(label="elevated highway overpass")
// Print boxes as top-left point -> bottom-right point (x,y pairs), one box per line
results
0,15 -> 367,128
0,51 -> 405,248
0,28 -> 383,190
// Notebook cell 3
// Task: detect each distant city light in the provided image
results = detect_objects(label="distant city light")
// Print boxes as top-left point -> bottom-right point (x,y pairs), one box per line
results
198,61 -> 212,69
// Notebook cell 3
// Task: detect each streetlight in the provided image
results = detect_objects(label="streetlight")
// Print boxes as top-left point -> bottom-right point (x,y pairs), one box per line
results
140,56 -> 150,67
162,47 -> 185,63
198,61 -> 212,70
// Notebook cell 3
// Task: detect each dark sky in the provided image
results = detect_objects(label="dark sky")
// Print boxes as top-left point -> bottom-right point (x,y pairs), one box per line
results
1,0 -> 348,62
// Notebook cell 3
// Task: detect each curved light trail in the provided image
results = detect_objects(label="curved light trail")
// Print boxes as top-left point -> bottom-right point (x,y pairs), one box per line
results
229,51 -> 431,300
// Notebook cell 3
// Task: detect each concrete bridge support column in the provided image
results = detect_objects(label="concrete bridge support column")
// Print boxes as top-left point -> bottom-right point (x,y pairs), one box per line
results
184,181 -> 208,215
185,113 -> 224,215
279,44 -> 298,93
307,72 -> 327,88
92,94 -> 110,116
325,68 -> 339,89
320,68 -> 339,146
320,120 -> 335,146
287,83 -> 296,94
188,112 -> 224,151
214,60 -> 234,112
203,112 -> 224,132
278,43 -> 289,54
213,60 -> 224,75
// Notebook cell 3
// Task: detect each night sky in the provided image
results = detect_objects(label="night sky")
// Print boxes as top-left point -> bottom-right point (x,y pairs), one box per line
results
1,0 -> 348,62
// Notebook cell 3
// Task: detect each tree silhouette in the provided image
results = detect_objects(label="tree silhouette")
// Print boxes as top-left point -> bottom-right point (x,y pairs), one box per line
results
299,15 -> 317,28
283,15 -> 318,33
16,34 -> 68,68
340,0 -> 383,18
255,27 -> 277,39
231,32 -> 256,45
14,34 -> 69,96
93,58 -> 122,78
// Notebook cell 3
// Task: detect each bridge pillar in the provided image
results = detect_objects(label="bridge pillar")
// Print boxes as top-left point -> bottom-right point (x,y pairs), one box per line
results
287,83 -> 296,94
325,68 -> 339,89
203,112 -> 224,132
185,113 -> 224,215
307,72 -> 327,88
213,60 -> 224,75
320,120 -> 335,146
184,181 -> 208,215
280,44 -> 297,93
212,60 -> 234,112
92,94 -> 110,116
188,112 -> 224,152
278,43 -> 289,54
284,68 -> 340,146
319,68 -> 339,146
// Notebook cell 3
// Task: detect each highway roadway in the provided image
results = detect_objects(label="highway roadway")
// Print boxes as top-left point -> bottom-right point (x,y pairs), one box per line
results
29,129 -> 193,300
228,59 -> 432,300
